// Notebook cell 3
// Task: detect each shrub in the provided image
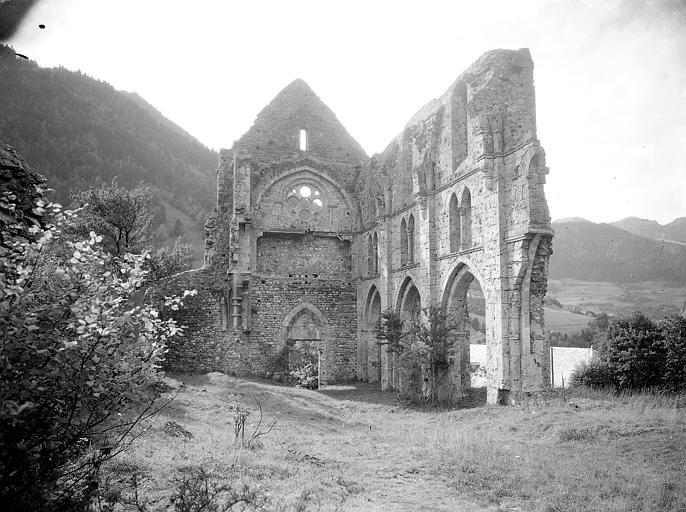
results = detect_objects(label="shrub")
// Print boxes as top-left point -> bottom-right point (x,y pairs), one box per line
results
661,315 -> 686,392
569,359 -> 616,389
0,197 -> 192,510
289,362 -> 319,389
581,312 -> 686,392
601,312 -> 665,390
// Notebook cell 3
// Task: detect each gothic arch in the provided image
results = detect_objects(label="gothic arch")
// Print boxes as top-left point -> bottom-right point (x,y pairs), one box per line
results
255,166 -> 354,211
396,276 -> 422,316
440,262 -> 489,395
361,285 -> 383,383
278,302 -> 334,384
279,302 -> 330,346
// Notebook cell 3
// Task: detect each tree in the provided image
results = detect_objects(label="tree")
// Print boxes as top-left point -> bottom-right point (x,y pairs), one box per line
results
374,309 -> 405,355
170,218 -> 184,238
0,191 -> 194,510
374,307 -> 456,403
602,312 -> 664,390
70,180 -> 154,256
408,307 -> 456,402
144,237 -> 193,283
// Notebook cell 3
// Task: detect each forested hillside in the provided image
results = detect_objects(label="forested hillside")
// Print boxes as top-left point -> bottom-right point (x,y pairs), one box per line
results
550,219 -> 686,283
0,45 -> 217,217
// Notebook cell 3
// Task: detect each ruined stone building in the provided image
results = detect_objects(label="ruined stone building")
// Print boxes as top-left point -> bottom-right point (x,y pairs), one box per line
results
166,48 -> 553,404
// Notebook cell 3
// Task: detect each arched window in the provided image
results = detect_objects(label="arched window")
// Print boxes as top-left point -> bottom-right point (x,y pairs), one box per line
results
372,232 -> 379,274
460,187 -> 472,249
407,214 -> 415,264
366,234 -> 373,275
400,218 -> 408,266
449,193 -> 460,253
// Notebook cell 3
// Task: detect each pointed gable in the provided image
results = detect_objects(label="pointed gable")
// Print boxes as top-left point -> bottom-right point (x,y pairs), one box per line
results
233,79 -> 368,166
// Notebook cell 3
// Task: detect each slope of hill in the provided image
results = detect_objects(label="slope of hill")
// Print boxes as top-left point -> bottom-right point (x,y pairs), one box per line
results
550,219 -> 686,283
612,216 -> 686,243
0,45 -> 217,217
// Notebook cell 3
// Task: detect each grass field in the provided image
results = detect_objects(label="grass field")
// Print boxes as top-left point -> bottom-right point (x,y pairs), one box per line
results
103,374 -> 686,511
548,279 -> 686,319
542,307 -> 591,334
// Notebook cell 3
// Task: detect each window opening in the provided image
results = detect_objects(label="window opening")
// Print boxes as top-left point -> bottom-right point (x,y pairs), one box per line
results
408,215 -> 415,264
286,183 -> 325,223
400,218 -> 408,266
299,129 -> 307,151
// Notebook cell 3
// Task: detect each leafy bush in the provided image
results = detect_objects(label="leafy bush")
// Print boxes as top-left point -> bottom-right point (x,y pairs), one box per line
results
0,193 -> 193,510
602,312 -> 665,389
569,359 -> 616,389
662,315 -> 686,392
289,362 -> 319,389
575,312 -> 686,392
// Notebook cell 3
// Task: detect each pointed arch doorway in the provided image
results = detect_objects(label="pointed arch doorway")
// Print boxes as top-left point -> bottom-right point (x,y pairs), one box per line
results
280,303 -> 332,387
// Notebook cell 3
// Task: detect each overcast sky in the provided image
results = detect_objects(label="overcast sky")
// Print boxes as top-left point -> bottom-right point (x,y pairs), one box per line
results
7,0 -> 686,224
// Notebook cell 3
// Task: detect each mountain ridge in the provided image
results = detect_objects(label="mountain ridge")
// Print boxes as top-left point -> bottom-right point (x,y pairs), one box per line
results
611,216 -> 686,243
550,219 -> 686,283
0,45 -> 217,217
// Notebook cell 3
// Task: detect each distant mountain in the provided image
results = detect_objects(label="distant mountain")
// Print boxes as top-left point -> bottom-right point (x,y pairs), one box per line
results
612,216 -> 686,244
553,217 -> 589,224
550,219 -> 686,283
0,45 -> 217,217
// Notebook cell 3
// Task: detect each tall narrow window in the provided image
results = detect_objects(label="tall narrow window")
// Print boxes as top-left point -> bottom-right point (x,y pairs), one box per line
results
449,193 -> 460,253
400,218 -> 408,267
460,187 -> 472,249
372,232 -> 379,275
299,129 -> 307,151
408,215 -> 415,264
366,234 -> 373,276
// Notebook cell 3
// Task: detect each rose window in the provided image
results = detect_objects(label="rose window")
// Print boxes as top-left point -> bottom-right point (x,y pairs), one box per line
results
286,185 -> 324,222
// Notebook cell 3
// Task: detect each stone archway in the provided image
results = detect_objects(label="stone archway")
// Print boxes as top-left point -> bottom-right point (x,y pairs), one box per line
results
390,277 -> 422,390
361,285 -> 382,383
441,263 -> 489,401
280,303 -> 332,386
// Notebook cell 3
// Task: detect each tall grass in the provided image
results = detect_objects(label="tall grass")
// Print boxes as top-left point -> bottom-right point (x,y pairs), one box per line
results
420,390 -> 686,511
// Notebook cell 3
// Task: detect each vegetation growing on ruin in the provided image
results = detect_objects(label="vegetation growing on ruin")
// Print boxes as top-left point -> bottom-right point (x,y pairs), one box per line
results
374,307 -> 457,403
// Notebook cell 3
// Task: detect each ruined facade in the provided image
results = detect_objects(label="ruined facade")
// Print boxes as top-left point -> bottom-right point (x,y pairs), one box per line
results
166,48 -> 553,404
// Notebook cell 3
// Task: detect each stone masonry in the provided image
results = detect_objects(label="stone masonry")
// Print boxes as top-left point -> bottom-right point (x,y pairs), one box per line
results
164,48 -> 553,404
